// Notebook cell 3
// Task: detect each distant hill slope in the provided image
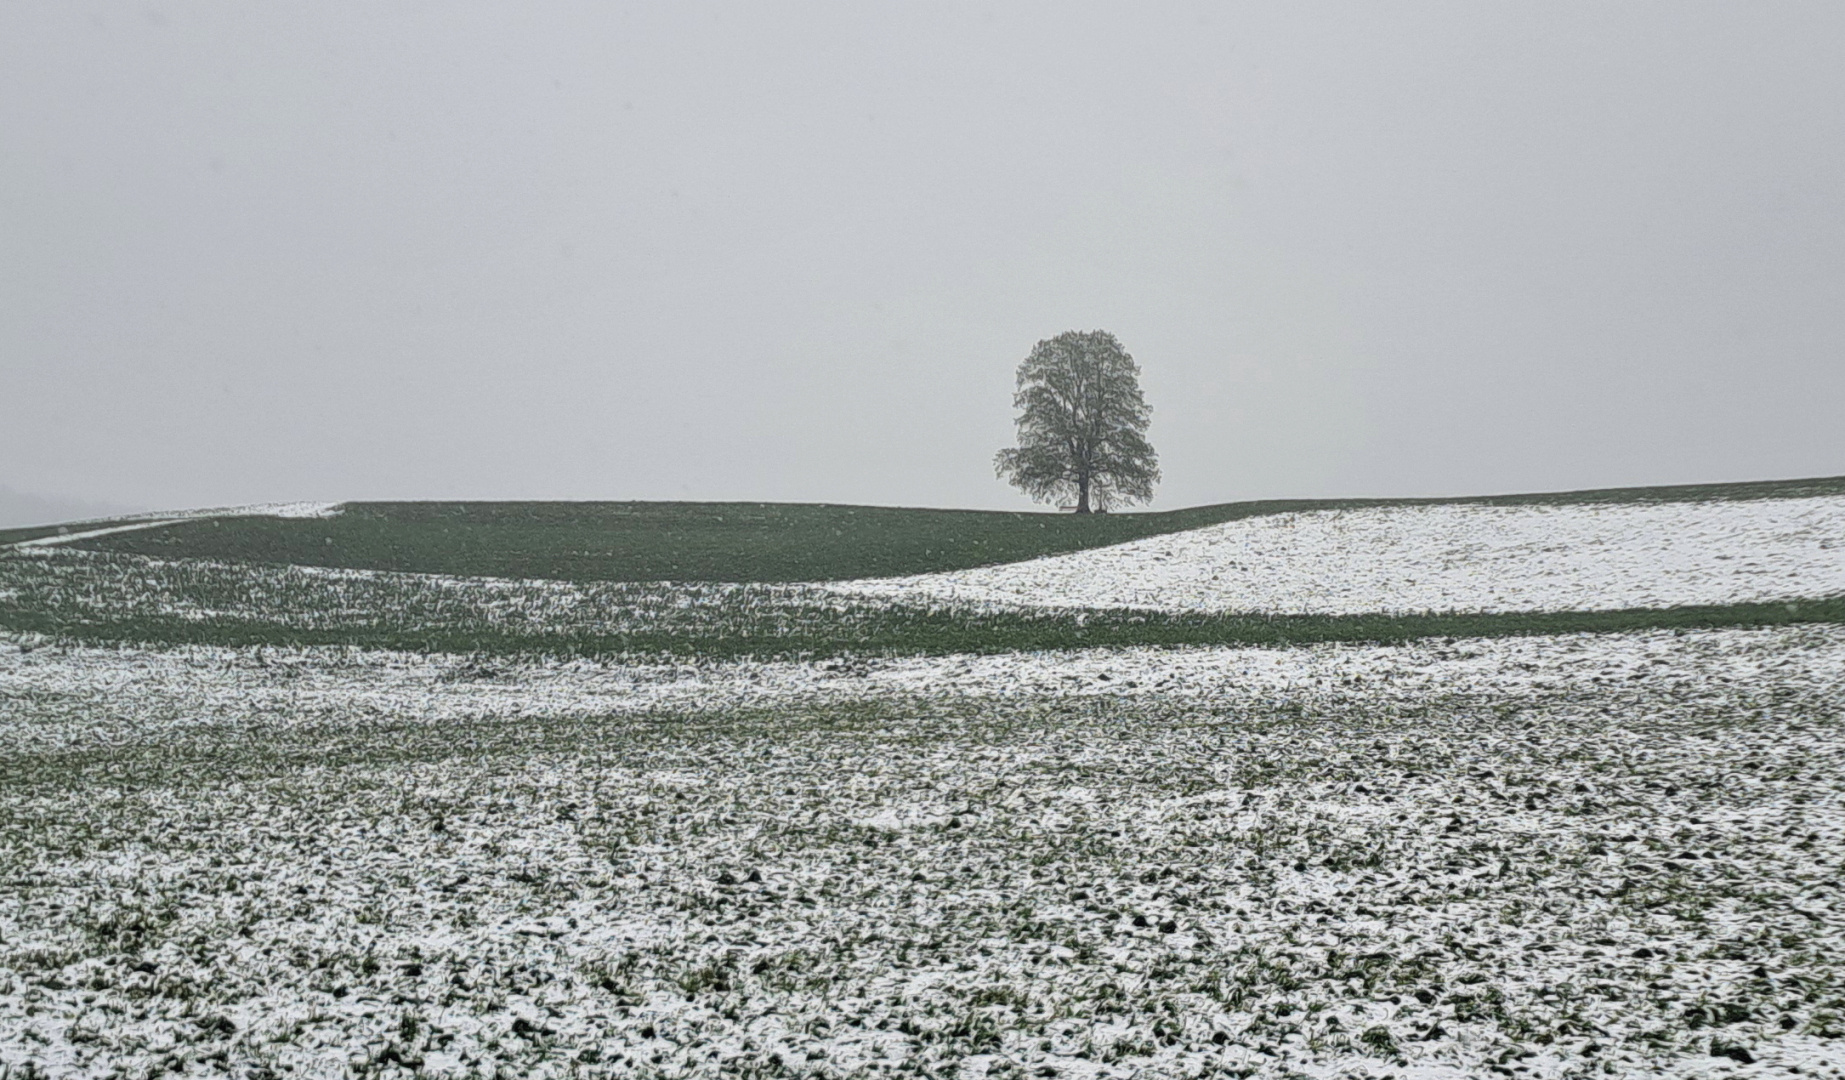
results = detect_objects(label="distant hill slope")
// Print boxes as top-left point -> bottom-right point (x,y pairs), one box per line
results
30,474 -> 1845,584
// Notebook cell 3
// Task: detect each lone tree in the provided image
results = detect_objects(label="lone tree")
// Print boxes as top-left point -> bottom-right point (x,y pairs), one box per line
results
995,330 -> 1159,513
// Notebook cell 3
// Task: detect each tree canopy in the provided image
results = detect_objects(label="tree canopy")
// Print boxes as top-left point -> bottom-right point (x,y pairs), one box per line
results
994,330 -> 1159,513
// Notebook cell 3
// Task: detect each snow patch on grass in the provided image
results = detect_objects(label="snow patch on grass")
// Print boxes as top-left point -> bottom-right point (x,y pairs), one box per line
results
5,625 -> 1841,753
829,496 -> 1845,615
3,626 -> 1843,1078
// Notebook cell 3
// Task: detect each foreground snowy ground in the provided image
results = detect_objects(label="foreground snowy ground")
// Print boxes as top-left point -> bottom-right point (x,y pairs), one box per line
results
4,627 -> 1843,1078
829,496 -> 1845,615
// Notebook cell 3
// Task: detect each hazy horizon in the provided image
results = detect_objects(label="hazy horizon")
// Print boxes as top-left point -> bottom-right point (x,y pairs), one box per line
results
6,3 -> 1843,516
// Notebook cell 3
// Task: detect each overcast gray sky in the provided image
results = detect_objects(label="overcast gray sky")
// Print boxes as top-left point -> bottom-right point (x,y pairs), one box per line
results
4,2 -> 1842,516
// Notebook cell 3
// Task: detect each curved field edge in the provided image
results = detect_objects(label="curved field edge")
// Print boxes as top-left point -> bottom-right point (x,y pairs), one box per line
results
44,473 -> 1845,584
0,521 -> 116,546
0,520 -> 77,542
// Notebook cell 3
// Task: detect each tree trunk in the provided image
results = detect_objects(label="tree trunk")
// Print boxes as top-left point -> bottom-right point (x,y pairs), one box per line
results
1075,476 -> 1091,514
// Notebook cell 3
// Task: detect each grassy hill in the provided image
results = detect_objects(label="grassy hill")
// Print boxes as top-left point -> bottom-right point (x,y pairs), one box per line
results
3,474 -> 1841,660
38,473 -> 1845,583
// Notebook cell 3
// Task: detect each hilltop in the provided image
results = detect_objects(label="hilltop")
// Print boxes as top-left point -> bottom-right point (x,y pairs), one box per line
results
7,473 -> 1844,584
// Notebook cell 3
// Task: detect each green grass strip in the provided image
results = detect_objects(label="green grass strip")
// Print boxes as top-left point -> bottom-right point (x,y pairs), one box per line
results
5,595 -> 1839,661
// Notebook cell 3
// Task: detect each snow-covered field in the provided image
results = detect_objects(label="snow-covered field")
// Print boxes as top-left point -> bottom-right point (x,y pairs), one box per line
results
830,496 -> 1845,615
4,494 -> 1844,1077
8,496 -> 1844,670
13,496 -> 1845,623
4,627 -> 1843,1078
1,626 -> 1840,754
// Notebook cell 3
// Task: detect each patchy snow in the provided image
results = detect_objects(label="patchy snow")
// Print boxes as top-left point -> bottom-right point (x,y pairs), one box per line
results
829,496 -> 1845,615
4,493 -> 1845,1078
4,624 -> 1841,753
245,501 -> 345,520
3,626 -> 1843,1078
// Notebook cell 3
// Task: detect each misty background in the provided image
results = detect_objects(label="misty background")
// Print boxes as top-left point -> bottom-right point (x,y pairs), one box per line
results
4,2 -> 1843,526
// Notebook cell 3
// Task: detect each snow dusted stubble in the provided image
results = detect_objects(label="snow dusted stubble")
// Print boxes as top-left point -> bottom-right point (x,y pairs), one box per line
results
3,627 -> 1844,1079
0,548 -> 881,647
1,627 -> 1841,755
828,496 -> 1845,615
